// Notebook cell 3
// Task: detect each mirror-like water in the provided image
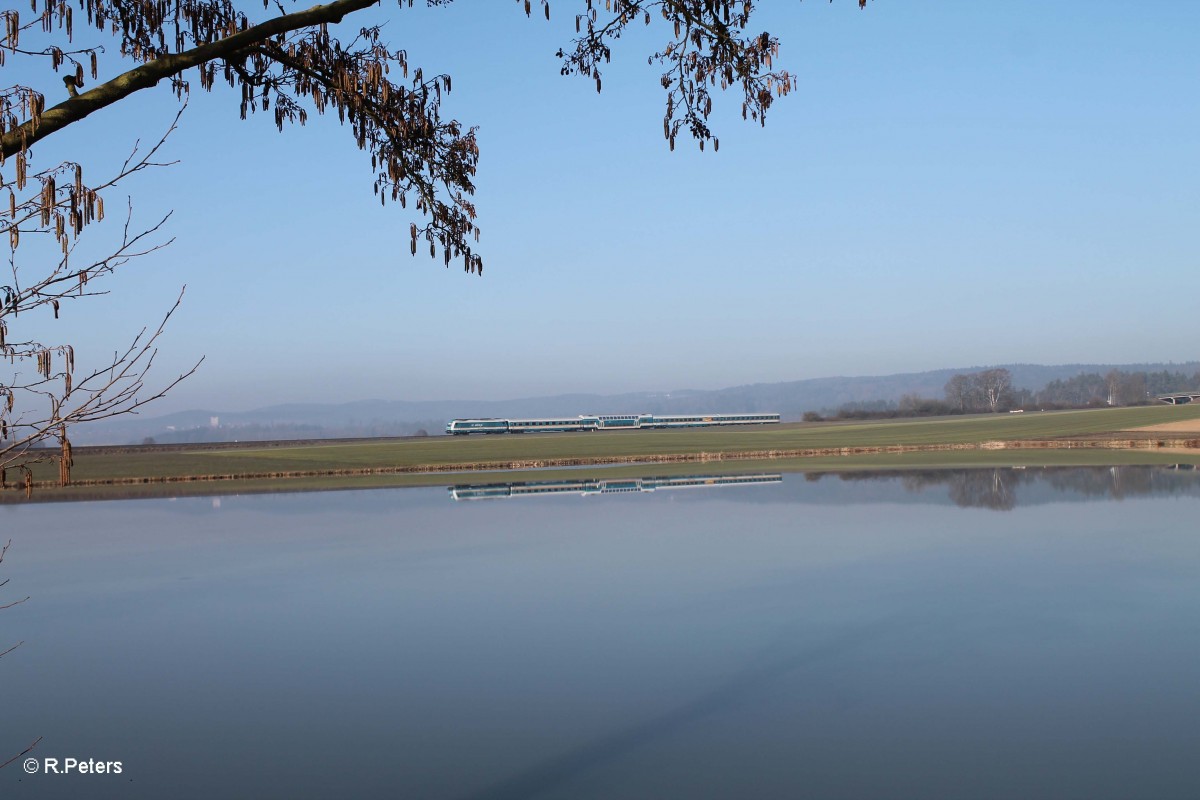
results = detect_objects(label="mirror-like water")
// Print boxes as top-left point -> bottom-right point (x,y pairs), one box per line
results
2,467 -> 1199,799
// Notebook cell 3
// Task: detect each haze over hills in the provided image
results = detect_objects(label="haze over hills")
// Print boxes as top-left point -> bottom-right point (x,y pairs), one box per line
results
73,361 -> 1200,445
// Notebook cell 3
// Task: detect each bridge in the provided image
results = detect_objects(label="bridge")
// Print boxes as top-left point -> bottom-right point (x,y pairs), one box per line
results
1158,392 -> 1200,405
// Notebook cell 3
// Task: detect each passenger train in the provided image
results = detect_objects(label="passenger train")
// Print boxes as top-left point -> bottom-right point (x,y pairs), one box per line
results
444,412 -> 780,435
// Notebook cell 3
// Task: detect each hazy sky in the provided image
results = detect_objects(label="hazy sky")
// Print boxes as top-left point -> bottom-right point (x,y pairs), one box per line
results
17,1 -> 1200,411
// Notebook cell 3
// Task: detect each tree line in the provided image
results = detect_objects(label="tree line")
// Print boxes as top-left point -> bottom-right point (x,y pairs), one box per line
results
804,368 -> 1200,421
1037,369 -> 1199,408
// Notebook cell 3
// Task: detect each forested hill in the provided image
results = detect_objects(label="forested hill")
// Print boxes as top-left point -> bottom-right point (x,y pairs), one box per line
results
72,361 -> 1200,444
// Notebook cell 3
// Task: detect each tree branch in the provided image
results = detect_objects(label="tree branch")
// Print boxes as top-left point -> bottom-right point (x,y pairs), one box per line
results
0,736 -> 42,771
0,0 -> 380,160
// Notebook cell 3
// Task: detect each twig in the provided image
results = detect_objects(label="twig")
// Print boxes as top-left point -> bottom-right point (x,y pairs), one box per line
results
0,736 -> 43,771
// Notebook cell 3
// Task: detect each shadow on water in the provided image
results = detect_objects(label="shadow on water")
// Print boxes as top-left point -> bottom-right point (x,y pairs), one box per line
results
457,618 -> 899,800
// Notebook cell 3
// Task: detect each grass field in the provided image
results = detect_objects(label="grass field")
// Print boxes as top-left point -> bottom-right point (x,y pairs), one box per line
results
13,404 -> 1200,496
11,444 -> 1199,504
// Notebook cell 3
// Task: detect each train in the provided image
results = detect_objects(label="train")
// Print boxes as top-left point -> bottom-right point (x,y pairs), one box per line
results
444,412 -> 780,435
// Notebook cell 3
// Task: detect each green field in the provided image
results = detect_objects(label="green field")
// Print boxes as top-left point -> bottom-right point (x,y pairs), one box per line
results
12,404 -> 1200,496
10,443 -> 1200,504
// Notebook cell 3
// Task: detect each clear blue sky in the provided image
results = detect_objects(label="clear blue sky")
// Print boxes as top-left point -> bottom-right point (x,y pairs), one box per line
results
19,1 -> 1200,411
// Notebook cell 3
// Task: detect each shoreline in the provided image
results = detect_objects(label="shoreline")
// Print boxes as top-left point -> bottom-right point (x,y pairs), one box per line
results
8,406 -> 1200,502
6,434 -> 1198,499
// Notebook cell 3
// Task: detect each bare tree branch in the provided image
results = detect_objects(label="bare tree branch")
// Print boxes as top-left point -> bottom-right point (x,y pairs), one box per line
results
0,737 -> 42,771
0,0 -> 380,159
1,288 -> 202,480
1,103 -> 197,484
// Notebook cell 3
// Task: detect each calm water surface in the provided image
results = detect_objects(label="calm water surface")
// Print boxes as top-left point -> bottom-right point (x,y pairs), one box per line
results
2,467 -> 1199,799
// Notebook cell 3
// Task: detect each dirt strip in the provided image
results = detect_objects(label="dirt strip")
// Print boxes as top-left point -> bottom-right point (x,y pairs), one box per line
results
1128,420 -> 1200,434
9,436 -> 1199,492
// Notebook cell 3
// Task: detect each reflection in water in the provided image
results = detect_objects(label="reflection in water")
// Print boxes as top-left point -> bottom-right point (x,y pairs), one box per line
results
450,466 -> 1200,511
6,468 -> 1200,798
449,473 -> 781,501
819,464 -> 1200,511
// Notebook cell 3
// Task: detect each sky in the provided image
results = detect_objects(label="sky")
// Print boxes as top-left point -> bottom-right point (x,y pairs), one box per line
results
12,0 -> 1200,412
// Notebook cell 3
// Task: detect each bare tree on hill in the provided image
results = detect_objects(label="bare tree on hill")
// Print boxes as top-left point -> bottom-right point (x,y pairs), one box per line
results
944,373 -> 975,413
977,368 -> 1013,413
942,368 -> 1012,413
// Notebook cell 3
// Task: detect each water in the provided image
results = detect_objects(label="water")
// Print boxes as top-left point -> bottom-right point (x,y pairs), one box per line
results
2,466 -> 1199,798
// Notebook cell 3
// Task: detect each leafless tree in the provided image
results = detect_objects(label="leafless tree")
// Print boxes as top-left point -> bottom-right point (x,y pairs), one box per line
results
943,369 -> 1015,413
944,373 -> 974,412
977,368 -> 1013,413
1,106 -> 202,488
1105,369 -> 1149,407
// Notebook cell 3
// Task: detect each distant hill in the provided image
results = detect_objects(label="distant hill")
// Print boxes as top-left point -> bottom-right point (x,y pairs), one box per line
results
71,361 -> 1200,445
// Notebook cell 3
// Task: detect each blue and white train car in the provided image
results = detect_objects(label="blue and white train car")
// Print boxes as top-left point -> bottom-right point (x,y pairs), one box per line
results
593,415 -> 641,429
506,416 -> 597,434
638,413 -> 779,429
443,418 -> 510,435
444,412 -> 780,435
